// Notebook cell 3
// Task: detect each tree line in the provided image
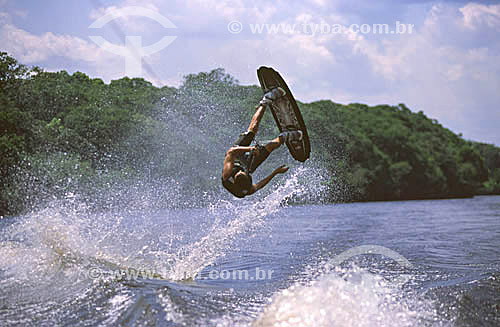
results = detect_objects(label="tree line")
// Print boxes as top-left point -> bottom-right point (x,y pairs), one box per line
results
1,52 -> 499,215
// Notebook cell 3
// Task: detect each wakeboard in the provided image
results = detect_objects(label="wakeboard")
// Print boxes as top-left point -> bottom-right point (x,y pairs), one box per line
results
257,66 -> 310,162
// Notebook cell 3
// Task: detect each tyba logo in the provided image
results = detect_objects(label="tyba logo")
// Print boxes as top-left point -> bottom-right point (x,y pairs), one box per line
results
89,6 -> 177,76
327,245 -> 414,287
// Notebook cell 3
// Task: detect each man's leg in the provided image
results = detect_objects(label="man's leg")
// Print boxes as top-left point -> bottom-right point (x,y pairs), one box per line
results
248,87 -> 287,135
248,104 -> 266,134
251,130 -> 302,169
248,136 -> 281,173
263,130 -> 302,153
264,136 -> 282,153
248,131 -> 302,174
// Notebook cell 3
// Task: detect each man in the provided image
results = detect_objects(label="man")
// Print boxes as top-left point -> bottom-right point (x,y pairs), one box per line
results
222,87 -> 303,198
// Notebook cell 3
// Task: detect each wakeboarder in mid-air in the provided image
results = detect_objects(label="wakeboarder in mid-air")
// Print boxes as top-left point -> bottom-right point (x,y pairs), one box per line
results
221,88 -> 303,198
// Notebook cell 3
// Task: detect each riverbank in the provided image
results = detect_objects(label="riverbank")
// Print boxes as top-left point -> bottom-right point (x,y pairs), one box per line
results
1,52 -> 499,216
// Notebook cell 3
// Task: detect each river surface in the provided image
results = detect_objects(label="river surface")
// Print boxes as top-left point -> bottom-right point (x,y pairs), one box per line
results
1,181 -> 499,326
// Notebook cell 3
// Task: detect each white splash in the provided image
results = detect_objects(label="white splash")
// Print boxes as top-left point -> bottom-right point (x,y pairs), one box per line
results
253,266 -> 439,327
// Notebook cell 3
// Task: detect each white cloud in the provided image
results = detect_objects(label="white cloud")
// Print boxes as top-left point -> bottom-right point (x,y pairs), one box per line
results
0,20 -> 170,84
182,0 -> 276,22
1,23 -> 106,63
460,3 -> 500,30
89,0 -> 276,31
310,0 -> 327,7
88,1 -> 163,34
89,1 -> 159,21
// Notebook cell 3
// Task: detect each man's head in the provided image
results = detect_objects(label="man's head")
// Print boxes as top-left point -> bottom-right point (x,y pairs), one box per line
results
234,171 -> 252,191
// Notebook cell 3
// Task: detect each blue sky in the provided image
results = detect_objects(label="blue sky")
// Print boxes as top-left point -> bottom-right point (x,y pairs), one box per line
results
1,0 -> 499,145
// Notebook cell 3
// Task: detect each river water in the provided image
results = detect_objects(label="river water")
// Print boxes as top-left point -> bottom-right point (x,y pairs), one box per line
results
1,172 -> 499,326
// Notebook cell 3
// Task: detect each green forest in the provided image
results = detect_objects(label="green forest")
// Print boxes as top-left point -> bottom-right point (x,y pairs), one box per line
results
1,52 -> 500,216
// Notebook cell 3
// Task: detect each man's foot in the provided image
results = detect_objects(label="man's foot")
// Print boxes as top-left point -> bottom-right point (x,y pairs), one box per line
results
259,87 -> 286,106
279,130 -> 303,144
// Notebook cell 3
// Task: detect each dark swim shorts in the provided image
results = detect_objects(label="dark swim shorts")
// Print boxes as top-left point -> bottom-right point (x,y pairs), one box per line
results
233,131 -> 270,173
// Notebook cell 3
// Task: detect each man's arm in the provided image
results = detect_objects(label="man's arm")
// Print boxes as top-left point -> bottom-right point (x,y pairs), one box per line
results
248,165 -> 289,195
